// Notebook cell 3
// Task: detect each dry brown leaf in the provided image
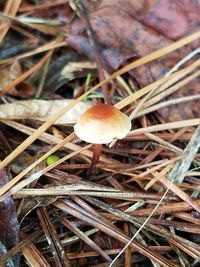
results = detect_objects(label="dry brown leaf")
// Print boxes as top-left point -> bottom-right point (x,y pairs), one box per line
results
20,232 -> 51,267
0,52 -> 50,97
0,62 -> 34,98
65,0 -> 200,121
23,23 -> 61,36
0,61 -> 22,95
0,99 -> 92,124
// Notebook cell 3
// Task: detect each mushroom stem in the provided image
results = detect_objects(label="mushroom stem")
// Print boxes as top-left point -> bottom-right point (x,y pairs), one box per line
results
89,144 -> 102,177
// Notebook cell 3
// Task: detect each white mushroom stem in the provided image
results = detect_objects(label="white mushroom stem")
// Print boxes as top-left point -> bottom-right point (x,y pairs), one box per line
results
89,144 -> 102,177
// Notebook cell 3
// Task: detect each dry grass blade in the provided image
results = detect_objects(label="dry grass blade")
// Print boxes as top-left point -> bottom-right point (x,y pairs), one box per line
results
0,39 -> 67,64
14,188 -> 171,200
108,190 -> 170,266
136,94 -> 200,118
0,0 -> 22,42
19,0 -> 66,12
153,124 -> 200,214
154,175 -> 200,213
114,30 -> 200,77
137,124 -> 200,215
129,119 -> 200,135
126,132 -> 194,141
124,223 -> 132,267
169,125 -> 200,184
84,197 -> 200,259
138,155 -> 184,179
61,218 -> 112,262
116,58 -> 200,110
141,69 -> 200,110
1,119 -> 115,163
65,246 -> 172,260
141,130 -> 186,164
145,164 -> 173,190
20,232 -> 51,267
17,183 -> 119,193
36,207 -> 72,267
54,200 -> 178,267
130,199 -> 200,217
0,132 -> 75,198
0,231 -> 41,265
0,142 -> 91,202
127,61 -> 200,121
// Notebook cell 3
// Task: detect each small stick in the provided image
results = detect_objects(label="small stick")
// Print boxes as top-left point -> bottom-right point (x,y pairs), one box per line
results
72,1 -> 110,103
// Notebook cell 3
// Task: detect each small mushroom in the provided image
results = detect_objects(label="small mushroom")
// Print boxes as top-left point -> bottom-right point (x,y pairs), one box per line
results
74,104 -> 131,176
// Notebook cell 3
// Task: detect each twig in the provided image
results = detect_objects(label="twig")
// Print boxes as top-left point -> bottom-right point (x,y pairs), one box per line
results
69,0 -> 110,103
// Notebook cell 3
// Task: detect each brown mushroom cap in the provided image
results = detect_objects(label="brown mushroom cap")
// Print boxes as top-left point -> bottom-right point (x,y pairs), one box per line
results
74,104 -> 131,144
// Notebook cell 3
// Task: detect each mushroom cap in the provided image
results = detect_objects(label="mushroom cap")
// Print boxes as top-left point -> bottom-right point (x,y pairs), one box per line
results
74,104 -> 131,144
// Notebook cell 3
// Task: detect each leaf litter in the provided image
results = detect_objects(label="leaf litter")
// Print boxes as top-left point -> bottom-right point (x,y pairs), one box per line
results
0,99 -> 92,124
0,0 -> 200,266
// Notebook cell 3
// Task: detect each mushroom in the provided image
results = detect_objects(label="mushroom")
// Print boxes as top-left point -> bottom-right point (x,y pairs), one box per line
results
74,104 -> 131,176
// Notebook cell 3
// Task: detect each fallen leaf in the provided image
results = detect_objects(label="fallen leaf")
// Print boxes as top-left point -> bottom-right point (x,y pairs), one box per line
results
0,61 -> 22,96
64,0 -> 200,121
44,55 -> 96,96
0,99 -> 92,124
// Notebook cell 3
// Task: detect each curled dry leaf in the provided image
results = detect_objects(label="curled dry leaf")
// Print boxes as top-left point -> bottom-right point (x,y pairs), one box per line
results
0,61 -> 21,96
65,0 -> 200,121
0,61 -> 34,98
44,55 -> 96,96
17,195 -> 58,221
0,99 -> 92,124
